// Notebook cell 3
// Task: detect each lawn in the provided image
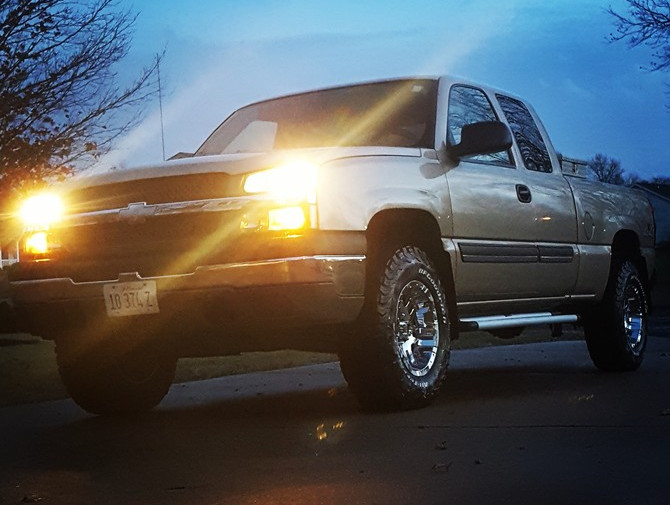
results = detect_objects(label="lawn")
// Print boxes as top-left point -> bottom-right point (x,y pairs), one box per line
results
0,339 -> 337,407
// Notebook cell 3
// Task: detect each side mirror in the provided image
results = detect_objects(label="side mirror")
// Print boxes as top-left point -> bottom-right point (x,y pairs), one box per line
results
448,121 -> 512,160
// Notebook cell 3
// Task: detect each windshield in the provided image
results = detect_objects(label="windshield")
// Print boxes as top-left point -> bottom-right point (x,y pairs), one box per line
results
195,79 -> 437,156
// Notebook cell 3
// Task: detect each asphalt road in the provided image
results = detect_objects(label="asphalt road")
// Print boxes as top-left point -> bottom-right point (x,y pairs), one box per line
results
2,325 -> 670,505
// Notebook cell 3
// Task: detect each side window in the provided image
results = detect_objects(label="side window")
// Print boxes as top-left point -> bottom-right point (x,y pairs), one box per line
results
447,86 -> 512,166
496,94 -> 552,173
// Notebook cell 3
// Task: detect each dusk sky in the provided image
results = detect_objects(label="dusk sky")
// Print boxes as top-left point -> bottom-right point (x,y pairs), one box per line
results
102,0 -> 670,180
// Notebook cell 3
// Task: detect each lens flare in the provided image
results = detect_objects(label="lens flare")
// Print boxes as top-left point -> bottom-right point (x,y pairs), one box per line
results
19,193 -> 64,228
244,160 -> 317,204
268,206 -> 306,231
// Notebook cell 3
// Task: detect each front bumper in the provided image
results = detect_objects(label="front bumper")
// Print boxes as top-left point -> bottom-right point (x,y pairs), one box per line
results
10,255 -> 366,349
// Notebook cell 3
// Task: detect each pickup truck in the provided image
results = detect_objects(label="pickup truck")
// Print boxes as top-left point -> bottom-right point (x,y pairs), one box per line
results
4,76 -> 655,415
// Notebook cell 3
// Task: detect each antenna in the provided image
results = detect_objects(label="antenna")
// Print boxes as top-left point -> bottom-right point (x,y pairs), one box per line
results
157,54 -> 166,161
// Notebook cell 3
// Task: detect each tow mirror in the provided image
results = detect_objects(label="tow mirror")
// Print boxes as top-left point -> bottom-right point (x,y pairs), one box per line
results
448,121 -> 512,160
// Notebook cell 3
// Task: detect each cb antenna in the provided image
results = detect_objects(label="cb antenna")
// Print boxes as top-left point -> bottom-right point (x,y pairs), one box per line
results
157,53 -> 166,161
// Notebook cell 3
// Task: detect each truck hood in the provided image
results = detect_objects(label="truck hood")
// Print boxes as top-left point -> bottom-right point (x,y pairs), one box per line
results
70,146 -> 423,189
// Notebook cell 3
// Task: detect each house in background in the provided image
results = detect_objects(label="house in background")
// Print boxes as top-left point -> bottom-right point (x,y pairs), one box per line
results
0,242 -> 19,269
633,182 -> 670,247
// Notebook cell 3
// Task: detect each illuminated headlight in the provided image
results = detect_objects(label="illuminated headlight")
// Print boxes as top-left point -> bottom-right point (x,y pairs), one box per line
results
19,193 -> 64,229
24,231 -> 49,255
244,160 -> 318,204
268,206 -> 306,231
242,160 -> 318,232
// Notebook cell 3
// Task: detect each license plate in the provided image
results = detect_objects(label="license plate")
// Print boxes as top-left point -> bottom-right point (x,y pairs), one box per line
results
103,281 -> 159,317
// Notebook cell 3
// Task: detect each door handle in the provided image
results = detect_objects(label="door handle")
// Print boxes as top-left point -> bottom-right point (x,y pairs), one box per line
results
516,184 -> 532,203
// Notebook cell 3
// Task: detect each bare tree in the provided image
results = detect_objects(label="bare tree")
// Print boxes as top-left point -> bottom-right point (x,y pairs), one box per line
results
609,1 -> 670,109
624,171 -> 642,186
588,153 -> 625,184
0,0 -> 159,204
609,1 -> 670,71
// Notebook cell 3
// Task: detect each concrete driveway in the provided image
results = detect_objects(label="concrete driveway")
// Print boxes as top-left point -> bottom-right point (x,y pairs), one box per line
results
1,328 -> 669,505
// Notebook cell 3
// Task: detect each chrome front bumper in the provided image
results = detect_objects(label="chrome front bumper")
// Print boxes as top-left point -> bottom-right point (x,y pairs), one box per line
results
10,255 -> 367,342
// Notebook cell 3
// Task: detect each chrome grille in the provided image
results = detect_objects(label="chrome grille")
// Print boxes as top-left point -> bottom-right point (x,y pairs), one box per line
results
68,172 -> 239,213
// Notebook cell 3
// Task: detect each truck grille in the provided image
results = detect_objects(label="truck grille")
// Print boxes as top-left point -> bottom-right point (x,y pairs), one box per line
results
68,172 -> 240,213
10,172 -> 318,282
11,172 -> 261,282
17,211 -> 252,282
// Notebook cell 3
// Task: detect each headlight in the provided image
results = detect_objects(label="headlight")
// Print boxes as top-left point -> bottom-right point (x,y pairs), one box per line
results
242,161 -> 318,232
19,193 -> 64,229
268,206 -> 307,231
24,231 -> 49,255
244,160 -> 318,204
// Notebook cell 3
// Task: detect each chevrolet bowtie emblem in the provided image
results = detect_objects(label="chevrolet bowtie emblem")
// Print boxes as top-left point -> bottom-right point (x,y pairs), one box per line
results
119,202 -> 155,224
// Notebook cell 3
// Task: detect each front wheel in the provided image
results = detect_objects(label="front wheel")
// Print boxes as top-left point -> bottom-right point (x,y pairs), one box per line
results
339,245 -> 451,411
56,331 -> 177,416
584,259 -> 648,372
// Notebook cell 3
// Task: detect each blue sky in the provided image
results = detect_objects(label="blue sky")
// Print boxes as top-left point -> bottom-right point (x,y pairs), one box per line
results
104,0 -> 670,180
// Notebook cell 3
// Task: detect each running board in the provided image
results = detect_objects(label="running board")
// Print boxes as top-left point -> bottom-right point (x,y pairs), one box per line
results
459,312 -> 579,332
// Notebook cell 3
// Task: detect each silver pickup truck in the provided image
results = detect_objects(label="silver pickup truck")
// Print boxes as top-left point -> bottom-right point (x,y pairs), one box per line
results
5,76 -> 655,415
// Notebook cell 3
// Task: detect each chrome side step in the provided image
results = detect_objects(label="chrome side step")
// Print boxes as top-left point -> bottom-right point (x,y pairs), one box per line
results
459,312 -> 579,332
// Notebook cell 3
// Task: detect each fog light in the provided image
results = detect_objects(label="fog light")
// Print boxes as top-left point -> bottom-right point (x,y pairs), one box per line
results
24,232 -> 49,255
268,206 -> 306,231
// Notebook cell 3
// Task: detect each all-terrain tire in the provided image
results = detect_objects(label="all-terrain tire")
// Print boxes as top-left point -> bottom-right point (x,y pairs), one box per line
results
56,332 -> 177,416
584,259 -> 648,372
339,245 -> 451,411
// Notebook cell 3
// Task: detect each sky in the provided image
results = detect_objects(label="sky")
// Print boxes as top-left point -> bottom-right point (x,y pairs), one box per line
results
100,0 -> 670,180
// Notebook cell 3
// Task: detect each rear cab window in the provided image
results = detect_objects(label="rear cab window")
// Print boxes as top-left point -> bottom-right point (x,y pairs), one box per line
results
495,94 -> 553,173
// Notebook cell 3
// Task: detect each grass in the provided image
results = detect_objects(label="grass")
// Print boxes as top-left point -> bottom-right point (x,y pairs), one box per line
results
0,338 -> 66,407
0,339 -> 337,408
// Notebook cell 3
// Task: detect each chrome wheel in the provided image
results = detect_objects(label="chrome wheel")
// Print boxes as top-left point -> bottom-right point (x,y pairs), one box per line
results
623,277 -> 646,355
394,280 -> 440,377
584,259 -> 648,372
338,245 -> 450,411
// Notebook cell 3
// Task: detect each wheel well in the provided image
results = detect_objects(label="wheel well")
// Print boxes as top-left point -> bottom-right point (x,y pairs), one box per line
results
367,209 -> 442,255
611,229 -> 649,291
365,209 -> 459,334
612,230 -> 640,261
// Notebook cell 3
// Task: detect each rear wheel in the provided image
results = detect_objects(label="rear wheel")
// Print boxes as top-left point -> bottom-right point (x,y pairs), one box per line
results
584,259 -> 648,371
339,245 -> 451,411
56,331 -> 177,416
